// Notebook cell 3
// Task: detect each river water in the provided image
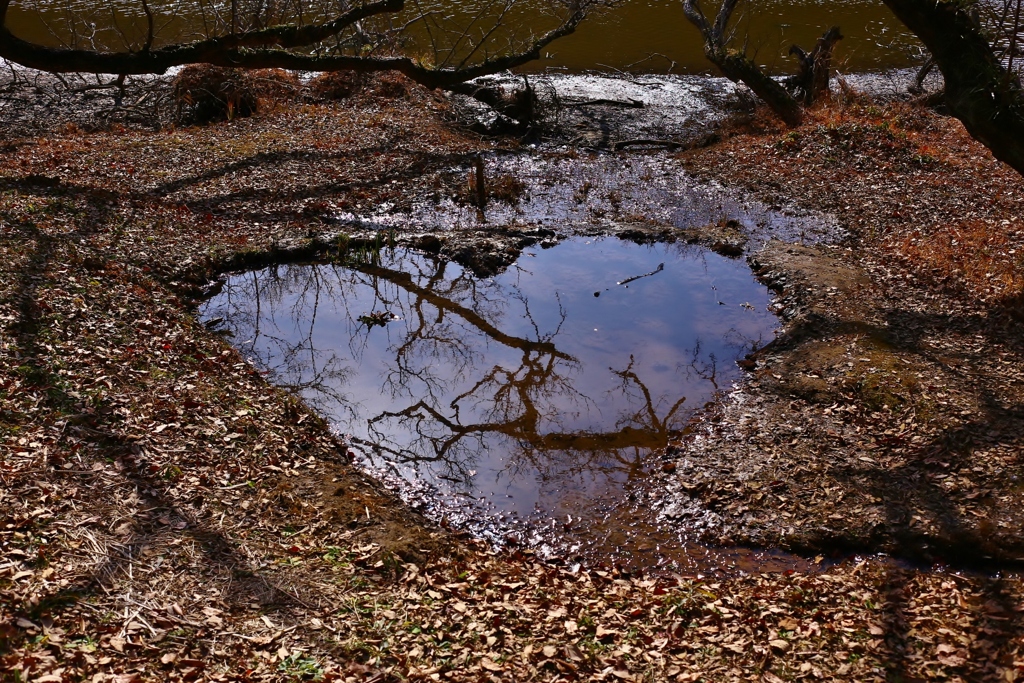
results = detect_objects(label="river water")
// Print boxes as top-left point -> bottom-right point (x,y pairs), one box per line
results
6,0 -> 921,74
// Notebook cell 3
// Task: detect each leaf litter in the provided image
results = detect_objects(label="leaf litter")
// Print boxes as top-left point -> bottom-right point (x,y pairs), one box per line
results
1,71 -> 1023,682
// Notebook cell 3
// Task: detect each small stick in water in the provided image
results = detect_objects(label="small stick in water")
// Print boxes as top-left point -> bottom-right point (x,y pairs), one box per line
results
474,155 -> 487,221
617,262 -> 664,286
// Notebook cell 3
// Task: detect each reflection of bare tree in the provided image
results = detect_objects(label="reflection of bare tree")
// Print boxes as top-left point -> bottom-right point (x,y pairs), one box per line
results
209,263 -> 360,418
351,258 -> 699,488
683,338 -> 718,391
611,355 -> 688,441
203,248 -> 711,491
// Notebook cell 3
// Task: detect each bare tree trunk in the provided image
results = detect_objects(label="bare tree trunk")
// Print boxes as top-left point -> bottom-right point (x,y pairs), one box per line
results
883,0 -> 1024,177
1009,0 -> 1021,73
713,49 -> 803,126
474,155 -> 487,219
909,54 -> 936,94
788,26 -> 842,106
682,0 -> 803,127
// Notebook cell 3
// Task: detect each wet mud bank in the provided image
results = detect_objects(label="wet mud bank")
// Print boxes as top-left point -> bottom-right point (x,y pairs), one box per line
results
648,240 -> 1024,571
201,230 -> 798,576
159,70 -> 1017,575
649,111 -> 1024,571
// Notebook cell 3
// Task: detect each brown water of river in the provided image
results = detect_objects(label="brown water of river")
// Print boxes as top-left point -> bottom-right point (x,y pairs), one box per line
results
6,0 -> 921,74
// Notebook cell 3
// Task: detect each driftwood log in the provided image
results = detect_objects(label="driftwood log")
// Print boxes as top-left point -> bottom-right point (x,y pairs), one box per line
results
0,0 -> 588,92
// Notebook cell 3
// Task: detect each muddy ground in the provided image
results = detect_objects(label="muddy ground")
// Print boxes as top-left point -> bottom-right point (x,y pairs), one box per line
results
651,106 -> 1024,570
3,67 -> 1024,681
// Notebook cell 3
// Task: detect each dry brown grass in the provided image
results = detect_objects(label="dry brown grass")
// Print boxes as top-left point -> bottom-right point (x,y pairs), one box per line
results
308,70 -> 367,100
899,219 -> 1024,307
366,71 -> 416,99
485,171 -> 528,204
686,97 -> 1024,317
171,65 -> 301,124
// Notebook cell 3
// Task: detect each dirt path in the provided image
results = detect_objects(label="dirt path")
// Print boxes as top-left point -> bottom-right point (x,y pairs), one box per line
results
2,74 -> 1024,681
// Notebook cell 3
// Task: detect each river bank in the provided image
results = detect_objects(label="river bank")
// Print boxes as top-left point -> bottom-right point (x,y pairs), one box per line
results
2,68 -> 1024,681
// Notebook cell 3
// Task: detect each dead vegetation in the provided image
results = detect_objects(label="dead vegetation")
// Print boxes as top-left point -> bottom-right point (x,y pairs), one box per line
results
309,71 -> 368,101
2,73 -> 1024,681
172,66 -> 303,124
456,168 -> 529,207
688,99 -> 1024,315
899,217 -> 1024,311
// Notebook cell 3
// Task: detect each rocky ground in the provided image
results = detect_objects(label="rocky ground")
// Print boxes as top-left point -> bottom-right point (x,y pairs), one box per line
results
2,67 -> 1024,682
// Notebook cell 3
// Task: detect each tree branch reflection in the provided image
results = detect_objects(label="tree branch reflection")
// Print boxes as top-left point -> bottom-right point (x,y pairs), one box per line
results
203,248 -> 737,494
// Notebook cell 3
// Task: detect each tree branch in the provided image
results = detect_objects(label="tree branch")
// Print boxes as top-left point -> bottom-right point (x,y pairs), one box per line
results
0,0 -> 588,92
682,0 -> 802,126
681,0 -> 711,38
140,0 -> 155,52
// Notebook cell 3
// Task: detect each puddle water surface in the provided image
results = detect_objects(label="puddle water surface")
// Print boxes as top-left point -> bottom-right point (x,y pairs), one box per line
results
204,237 -> 807,572
337,153 -> 843,248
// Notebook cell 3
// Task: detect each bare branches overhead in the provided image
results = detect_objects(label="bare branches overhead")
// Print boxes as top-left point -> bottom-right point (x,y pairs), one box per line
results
0,0 -> 602,89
